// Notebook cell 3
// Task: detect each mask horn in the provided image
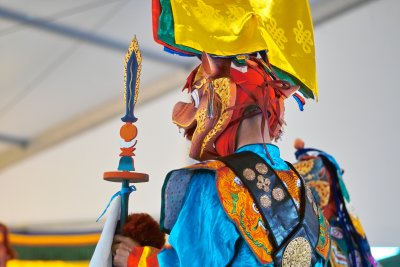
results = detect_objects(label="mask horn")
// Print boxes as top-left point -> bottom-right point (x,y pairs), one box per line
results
201,52 -> 214,75
202,52 -> 232,78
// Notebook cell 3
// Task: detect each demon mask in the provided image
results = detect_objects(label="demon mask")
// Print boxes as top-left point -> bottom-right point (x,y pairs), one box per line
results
172,53 -> 300,161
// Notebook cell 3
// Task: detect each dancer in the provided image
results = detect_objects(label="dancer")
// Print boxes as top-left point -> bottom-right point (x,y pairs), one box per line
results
293,139 -> 377,267
0,223 -> 16,267
113,53 -> 330,266
114,0 -> 331,266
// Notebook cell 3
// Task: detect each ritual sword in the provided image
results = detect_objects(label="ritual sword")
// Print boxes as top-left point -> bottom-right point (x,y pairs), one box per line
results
103,36 -> 149,231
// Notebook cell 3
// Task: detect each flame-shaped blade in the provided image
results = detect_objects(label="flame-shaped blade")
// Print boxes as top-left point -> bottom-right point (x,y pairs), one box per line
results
122,36 -> 142,123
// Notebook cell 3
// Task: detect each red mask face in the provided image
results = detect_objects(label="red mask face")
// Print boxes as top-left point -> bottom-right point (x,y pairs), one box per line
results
172,54 -> 299,160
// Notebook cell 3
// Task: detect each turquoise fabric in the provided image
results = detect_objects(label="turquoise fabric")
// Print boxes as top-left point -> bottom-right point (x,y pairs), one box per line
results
157,144 -> 324,266
235,143 -> 289,171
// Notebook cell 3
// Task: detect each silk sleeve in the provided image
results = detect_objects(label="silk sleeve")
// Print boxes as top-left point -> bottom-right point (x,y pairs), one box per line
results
157,170 -> 240,266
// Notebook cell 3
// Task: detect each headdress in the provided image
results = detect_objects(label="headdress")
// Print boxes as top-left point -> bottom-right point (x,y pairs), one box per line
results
153,0 -> 316,161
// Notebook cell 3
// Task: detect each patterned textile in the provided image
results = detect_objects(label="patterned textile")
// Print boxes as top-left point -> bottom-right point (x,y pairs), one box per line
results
159,144 -> 329,266
216,164 -> 330,264
216,165 -> 274,264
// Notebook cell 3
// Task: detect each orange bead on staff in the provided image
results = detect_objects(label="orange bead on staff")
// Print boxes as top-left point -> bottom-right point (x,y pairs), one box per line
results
120,123 -> 138,142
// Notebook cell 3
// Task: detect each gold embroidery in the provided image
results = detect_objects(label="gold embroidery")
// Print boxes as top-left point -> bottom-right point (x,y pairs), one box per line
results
282,237 -> 312,267
194,108 -> 207,133
216,166 -> 273,264
200,78 -> 232,156
293,20 -> 313,54
276,170 -> 301,208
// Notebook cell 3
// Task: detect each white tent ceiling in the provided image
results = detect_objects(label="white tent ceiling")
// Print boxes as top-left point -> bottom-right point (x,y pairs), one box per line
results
2,0 -> 399,246
0,0 -> 374,169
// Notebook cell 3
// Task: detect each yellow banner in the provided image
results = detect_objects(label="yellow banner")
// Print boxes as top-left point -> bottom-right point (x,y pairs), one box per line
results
170,0 -> 317,98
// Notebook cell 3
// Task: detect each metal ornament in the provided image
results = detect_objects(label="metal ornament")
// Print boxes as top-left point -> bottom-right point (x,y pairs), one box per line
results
260,194 -> 271,208
272,187 -> 285,201
243,168 -> 256,181
257,175 -> 271,192
282,237 -> 312,267
255,163 -> 268,174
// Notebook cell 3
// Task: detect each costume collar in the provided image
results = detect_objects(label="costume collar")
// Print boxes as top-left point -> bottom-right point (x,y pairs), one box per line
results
235,143 -> 288,171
